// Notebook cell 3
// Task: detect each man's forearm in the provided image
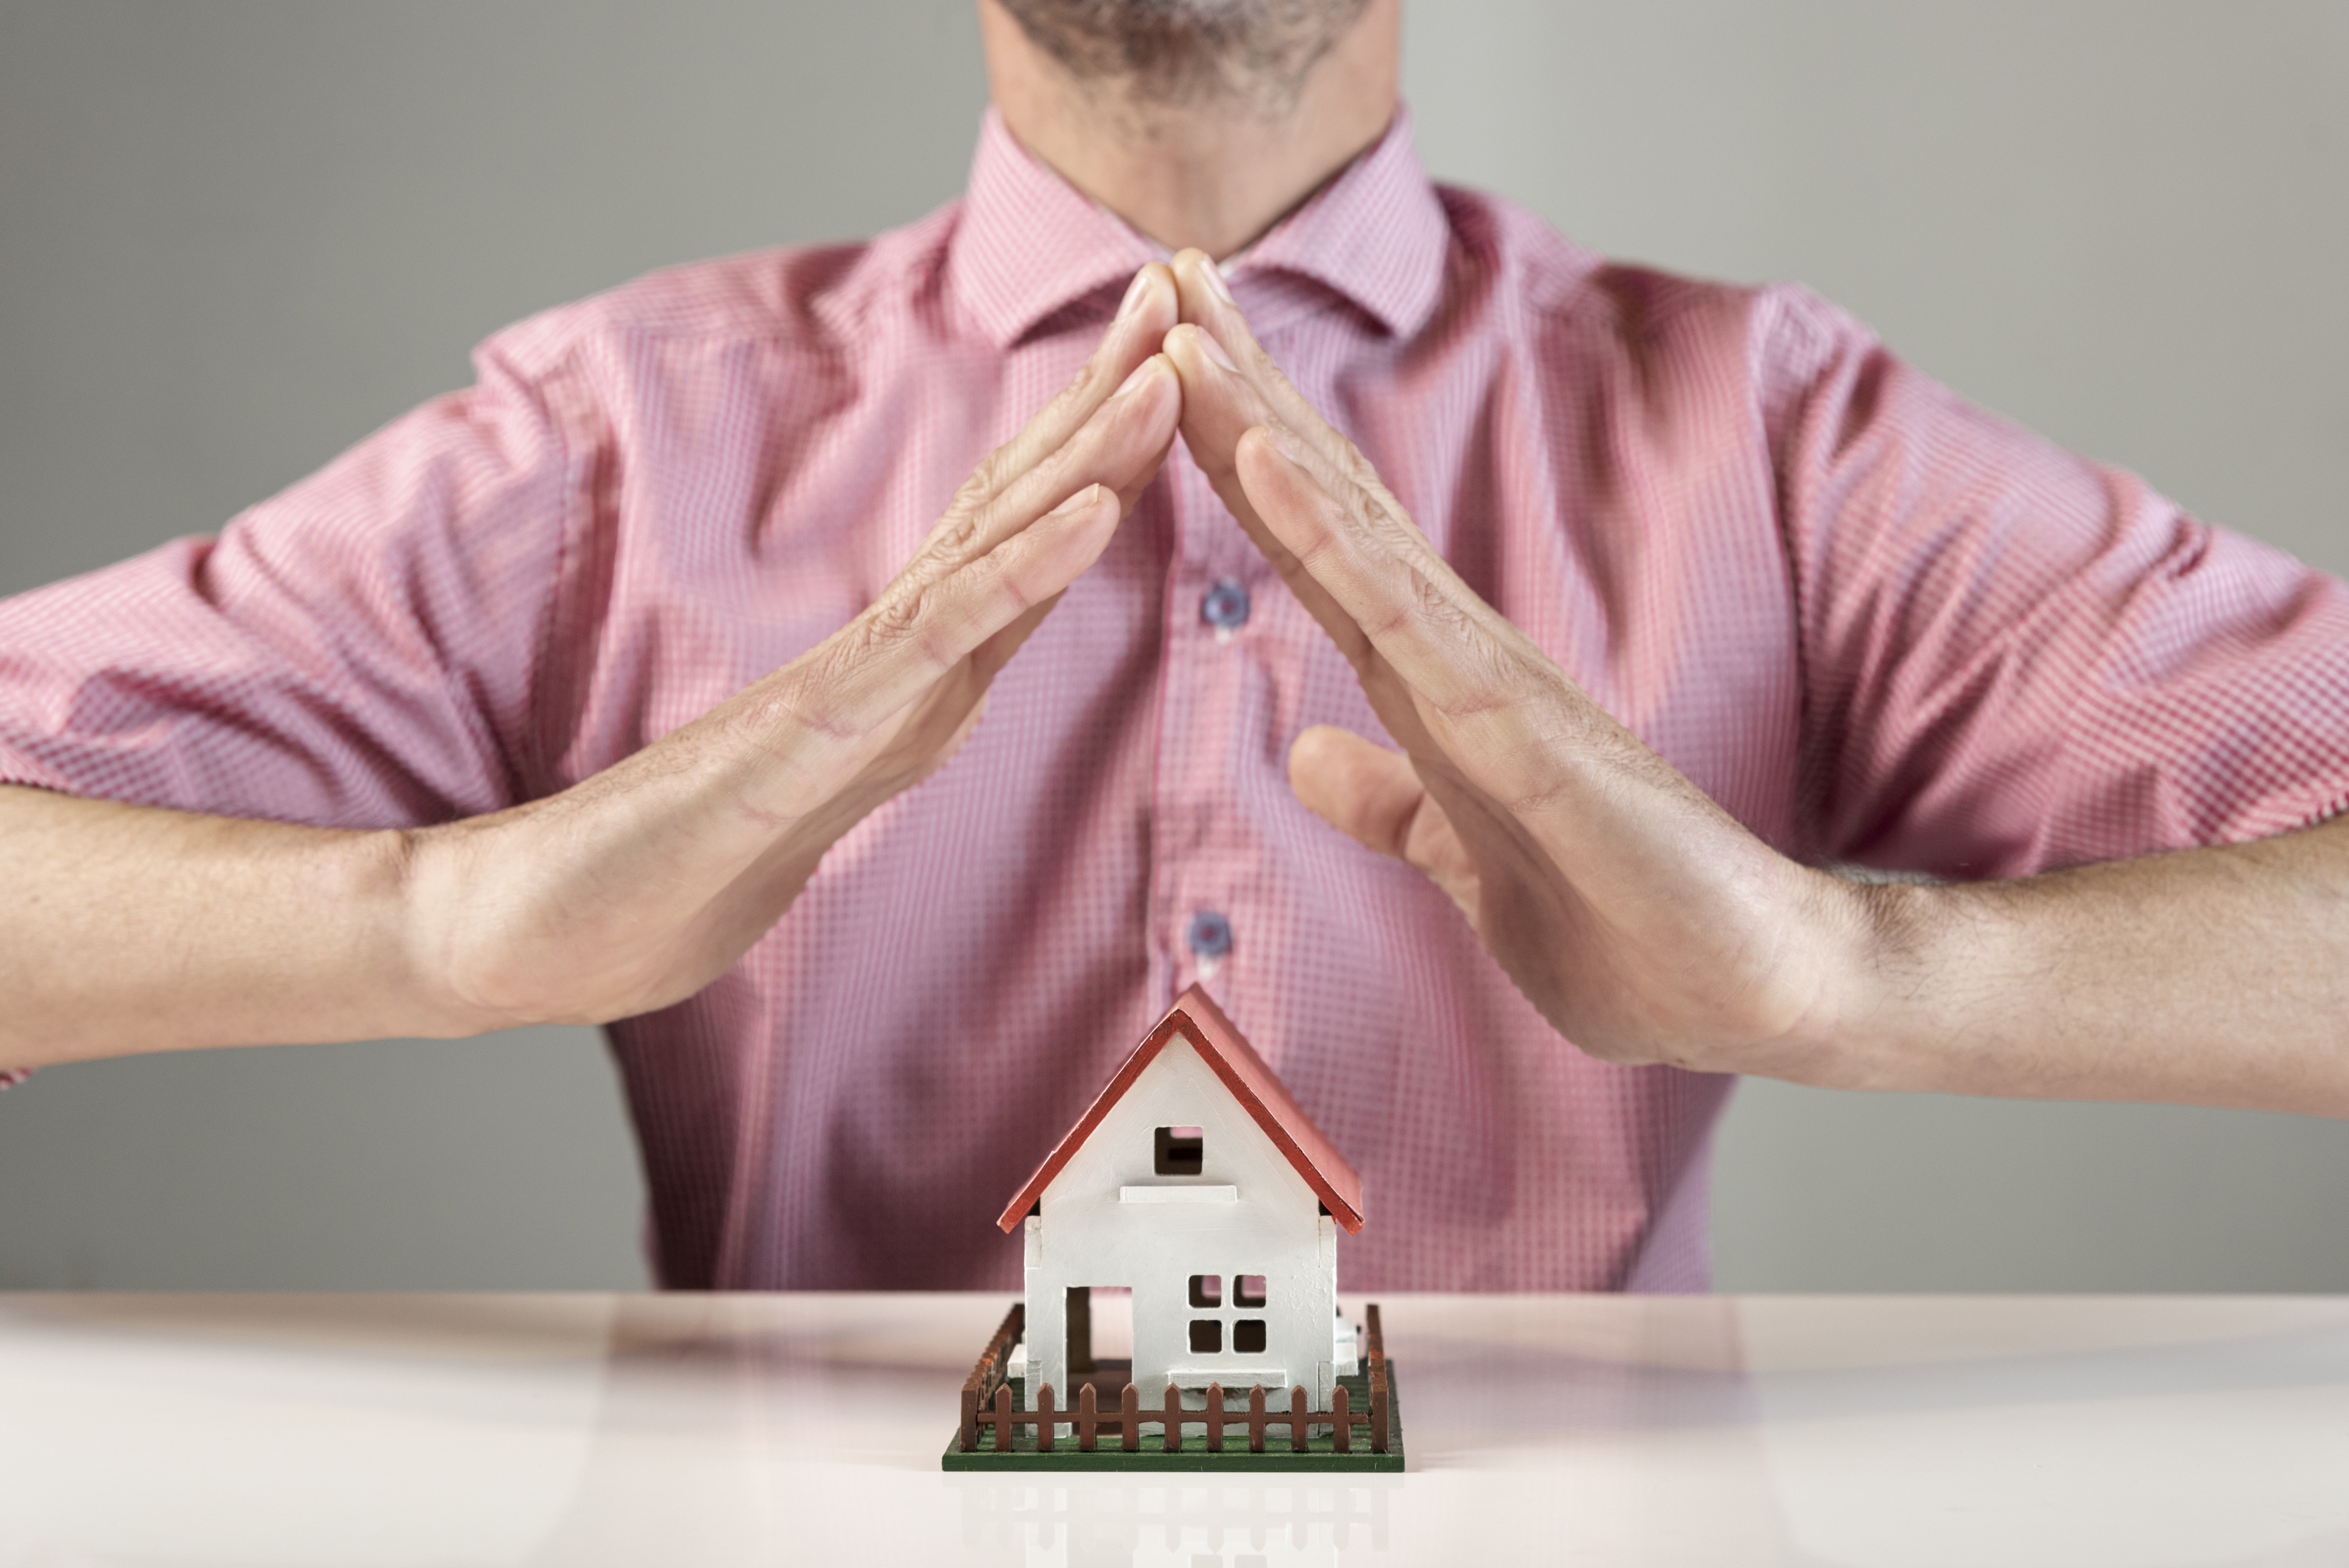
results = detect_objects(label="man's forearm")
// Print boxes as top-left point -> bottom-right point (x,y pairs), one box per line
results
0,271 -> 1187,1074
1158,247 -> 2349,1121
0,785 -> 457,1068
1850,813 -> 2349,1116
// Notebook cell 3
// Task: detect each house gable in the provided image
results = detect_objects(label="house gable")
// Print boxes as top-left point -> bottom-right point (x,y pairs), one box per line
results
995,986 -> 1366,1234
1036,1037 -> 1321,1238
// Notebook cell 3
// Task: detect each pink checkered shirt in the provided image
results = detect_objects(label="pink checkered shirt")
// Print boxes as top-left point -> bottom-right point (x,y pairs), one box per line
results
5,111 -> 2348,1289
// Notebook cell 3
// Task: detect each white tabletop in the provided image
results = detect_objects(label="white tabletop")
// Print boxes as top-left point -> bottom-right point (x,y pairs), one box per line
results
3,1291 -> 2345,1565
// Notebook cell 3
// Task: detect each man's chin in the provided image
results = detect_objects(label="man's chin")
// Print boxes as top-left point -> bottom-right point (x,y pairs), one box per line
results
992,0 -> 1373,111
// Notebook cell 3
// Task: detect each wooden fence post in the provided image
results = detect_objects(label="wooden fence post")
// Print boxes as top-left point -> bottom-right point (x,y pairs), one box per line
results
1248,1385 -> 1267,1453
993,1383 -> 1014,1454
961,1301 -> 1023,1455
1121,1382 -> 1140,1452
1162,1383 -> 1183,1453
1078,1381 -> 1099,1452
1331,1382 -> 1351,1454
1036,1383 -> 1056,1454
1289,1385 -> 1309,1453
1205,1383 -> 1224,1453
1367,1301 -> 1389,1455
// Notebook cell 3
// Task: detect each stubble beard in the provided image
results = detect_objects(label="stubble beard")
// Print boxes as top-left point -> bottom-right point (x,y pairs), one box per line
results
994,0 -> 1374,118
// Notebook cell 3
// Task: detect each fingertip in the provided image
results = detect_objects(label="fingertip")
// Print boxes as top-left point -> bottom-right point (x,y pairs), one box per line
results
1194,323 -> 1241,374
1235,424 -> 1298,479
1287,724 -> 1336,792
1046,481 -> 1108,518
1162,322 -> 1236,382
1112,352 -> 1169,399
1287,724 -> 1374,831
1287,751 -> 1341,829
1232,426 -> 1286,510
1288,725 -> 1423,854
1121,262 -> 1179,331
1291,722 -> 1388,781
1169,247 -> 1214,288
1289,722 -> 1345,762
1171,249 -> 1243,325
1115,352 -> 1183,427
1114,267 -> 1154,322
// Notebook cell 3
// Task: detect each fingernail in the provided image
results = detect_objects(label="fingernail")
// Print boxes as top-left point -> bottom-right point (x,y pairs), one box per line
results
1204,262 -> 1237,307
1197,330 -> 1238,373
1115,356 -> 1162,397
1048,483 -> 1104,516
1115,268 -> 1153,321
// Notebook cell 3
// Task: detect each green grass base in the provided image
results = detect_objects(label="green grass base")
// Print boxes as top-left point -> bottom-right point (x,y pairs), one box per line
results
941,1365 -> 1405,1471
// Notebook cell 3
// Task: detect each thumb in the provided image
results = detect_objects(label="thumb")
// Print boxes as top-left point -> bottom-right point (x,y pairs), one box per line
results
1289,725 -> 1421,855
1288,725 -> 1481,919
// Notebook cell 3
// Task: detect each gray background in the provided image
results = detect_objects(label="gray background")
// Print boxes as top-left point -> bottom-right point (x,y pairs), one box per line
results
2,0 -> 2344,1291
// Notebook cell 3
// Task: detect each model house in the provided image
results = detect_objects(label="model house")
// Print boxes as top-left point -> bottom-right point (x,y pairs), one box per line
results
997,985 -> 1365,1412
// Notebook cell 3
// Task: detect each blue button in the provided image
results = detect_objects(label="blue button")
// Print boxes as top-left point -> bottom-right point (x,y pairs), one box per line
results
1201,577 -> 1251,631
1186,910 -> 1234,959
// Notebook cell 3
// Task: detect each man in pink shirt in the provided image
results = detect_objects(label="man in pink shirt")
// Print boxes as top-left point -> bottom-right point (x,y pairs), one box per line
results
3,0 -> 2347,1291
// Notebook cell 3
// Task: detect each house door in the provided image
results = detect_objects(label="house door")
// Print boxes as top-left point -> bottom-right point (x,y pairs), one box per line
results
1065,1285 -> 1132,1376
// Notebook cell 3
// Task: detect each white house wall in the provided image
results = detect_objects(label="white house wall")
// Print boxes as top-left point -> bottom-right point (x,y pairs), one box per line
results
1026,1039 -> 1338,1412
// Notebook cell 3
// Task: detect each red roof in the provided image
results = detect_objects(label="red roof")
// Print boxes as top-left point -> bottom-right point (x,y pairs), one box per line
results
995,985 -> 1366,1234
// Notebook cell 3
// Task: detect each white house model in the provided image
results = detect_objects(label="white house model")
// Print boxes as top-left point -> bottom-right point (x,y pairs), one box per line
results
996,986 -> 1366,1412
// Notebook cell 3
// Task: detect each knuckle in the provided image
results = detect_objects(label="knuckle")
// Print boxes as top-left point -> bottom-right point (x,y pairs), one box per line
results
862,585 -> 929,648
954,453 -> 1008,509
730,669 -> 852,748
925,506 -> 987,563
1497,750 -> 1577,818
984,554 -> 1040,618
1291,524 -> 1345,579
1036,360 -> 1104,426
1409,563 -> 1455,622
857,582 -> 965,677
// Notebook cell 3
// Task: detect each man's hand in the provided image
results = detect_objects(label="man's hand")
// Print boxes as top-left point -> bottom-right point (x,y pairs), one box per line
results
0,265 -> 1184,1064
1157,250 -> 2349,1114
406,264 -> 1184,1030
1156,251 -> 1868,1082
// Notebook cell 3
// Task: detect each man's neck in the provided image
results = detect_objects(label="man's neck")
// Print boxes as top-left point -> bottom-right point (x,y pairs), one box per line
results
977,0 -> 1400,261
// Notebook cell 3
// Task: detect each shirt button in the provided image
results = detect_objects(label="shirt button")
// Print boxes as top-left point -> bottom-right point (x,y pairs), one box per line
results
1200,577 -> 1251,632
1186,910 -> 1234,960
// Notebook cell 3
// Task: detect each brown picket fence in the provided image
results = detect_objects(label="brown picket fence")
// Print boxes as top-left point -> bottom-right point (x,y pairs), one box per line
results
956,1301 -> 1391,1455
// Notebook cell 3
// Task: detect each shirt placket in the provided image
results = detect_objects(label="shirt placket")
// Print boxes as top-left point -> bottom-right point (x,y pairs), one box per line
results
1149,438 -> 1275,1006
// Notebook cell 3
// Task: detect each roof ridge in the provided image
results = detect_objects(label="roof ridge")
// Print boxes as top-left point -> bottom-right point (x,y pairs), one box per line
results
994,986 -> 1366,1234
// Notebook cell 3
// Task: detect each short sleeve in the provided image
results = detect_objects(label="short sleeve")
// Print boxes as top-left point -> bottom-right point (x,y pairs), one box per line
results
1759,286 -> 2349,878
0,340 -> 577,828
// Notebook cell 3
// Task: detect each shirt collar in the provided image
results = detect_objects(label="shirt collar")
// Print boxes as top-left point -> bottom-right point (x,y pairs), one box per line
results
946,105 -> 1451,349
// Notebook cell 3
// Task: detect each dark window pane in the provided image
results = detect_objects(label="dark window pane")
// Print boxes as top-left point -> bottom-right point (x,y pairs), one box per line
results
1234,1274 -> 1267,1308
1155,1125 -> 1204,1176
1188,1274 -> 1223,1308
1233,1319 -> 1267,1355
1189,1319 -> 1223,1355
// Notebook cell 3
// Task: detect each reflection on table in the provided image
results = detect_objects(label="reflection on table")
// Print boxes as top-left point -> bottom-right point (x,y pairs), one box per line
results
3,1291 -> 2346,1564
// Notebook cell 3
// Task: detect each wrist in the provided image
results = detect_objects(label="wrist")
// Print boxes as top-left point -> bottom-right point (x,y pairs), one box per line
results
381,820 -> 531,1038
1815,873 -> 2001,1096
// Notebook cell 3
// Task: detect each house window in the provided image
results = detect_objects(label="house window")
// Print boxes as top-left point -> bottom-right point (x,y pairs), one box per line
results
1188,1274 -> 1223,1308
1234,1274 -> 1268,1309
1233,1319 -> 1267,1355
1189,1319 -> 1223,1355
1154,1125 -> 1204,1176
